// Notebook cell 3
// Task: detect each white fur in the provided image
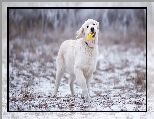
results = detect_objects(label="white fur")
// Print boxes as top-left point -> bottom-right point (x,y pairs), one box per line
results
52,19 -> 99,98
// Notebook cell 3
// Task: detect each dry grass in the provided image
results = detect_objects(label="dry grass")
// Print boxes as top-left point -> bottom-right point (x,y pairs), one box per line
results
8,21 -> 146,111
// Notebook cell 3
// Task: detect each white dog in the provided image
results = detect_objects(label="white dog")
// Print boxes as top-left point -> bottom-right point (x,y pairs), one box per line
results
52,19 -> 99,98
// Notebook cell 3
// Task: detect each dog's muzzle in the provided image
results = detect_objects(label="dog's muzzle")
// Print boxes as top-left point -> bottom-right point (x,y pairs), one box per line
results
92,32 -> 96,37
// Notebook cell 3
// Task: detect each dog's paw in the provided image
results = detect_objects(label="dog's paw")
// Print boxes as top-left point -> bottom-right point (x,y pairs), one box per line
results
51,94 -> 56,98
81,92 -> 89,99
87,96 -> 92,103
72,94 -> 76,97
81,95 -> 92,103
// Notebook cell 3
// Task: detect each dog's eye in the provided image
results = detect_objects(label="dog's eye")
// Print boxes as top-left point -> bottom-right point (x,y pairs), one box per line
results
93,24 -> 95,25
87,26 -> 89,28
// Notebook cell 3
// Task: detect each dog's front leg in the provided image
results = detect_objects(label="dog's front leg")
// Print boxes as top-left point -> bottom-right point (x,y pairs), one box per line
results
74,66 -> 88,98
86,73 -> 93,97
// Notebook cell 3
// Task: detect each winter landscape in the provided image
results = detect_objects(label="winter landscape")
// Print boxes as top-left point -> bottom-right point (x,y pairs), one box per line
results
8,8 -> 146,111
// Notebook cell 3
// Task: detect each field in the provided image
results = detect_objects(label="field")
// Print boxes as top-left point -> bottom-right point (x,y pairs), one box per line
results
9,27 -> 146,111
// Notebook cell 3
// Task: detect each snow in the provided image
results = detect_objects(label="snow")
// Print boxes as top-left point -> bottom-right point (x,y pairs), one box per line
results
8,35 -> 146,111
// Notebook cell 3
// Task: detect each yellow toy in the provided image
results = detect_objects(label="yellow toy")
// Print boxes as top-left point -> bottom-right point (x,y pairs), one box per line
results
87,32 -> 95,40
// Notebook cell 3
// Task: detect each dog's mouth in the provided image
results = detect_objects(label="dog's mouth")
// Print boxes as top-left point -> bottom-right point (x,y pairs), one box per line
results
92,32 -> 96,37
87,32 -> 96,40
88,32 -> 96,37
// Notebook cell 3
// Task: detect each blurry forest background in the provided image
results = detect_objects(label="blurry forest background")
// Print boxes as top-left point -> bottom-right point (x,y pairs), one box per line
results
8,8 -> 147,111
9,9 -> 146,43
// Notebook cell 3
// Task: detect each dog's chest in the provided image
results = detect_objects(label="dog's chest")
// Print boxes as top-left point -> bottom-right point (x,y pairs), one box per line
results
75,44 -> 98,66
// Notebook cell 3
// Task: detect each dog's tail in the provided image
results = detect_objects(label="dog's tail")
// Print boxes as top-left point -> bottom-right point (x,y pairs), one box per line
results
56,48 -> 65,71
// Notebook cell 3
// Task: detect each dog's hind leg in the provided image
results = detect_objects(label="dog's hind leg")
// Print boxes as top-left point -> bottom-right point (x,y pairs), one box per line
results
52,68 -> 64,97
52,51 -> 65,97
69,73 -> 75,96
74,67 -> 88,98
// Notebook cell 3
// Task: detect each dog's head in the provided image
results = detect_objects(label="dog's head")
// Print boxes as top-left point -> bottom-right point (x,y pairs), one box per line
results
76,19 -> 99,39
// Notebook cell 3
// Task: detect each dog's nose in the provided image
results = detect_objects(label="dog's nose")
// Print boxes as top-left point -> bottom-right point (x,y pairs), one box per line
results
91,27 -> 94,32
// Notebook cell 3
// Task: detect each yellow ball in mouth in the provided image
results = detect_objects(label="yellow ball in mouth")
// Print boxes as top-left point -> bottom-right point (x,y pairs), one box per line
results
87,32 -> 95,40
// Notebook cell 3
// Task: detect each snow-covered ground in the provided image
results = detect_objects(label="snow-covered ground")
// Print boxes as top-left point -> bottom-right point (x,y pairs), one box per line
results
8,31 -> 146,111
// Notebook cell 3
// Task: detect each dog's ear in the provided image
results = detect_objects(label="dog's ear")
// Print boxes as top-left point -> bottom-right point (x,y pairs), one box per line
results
96,21 -> 99,29
96,21 -> 99,33
76,27 -> 84,38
